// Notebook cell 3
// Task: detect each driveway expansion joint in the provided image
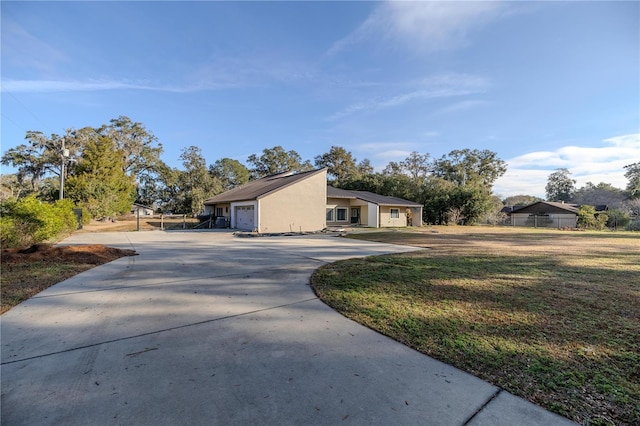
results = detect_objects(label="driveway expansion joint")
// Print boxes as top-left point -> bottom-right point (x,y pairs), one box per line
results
462,388 -> 503,425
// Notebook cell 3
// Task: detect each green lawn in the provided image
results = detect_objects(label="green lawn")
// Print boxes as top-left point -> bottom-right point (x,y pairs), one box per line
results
311,227 -> 640,425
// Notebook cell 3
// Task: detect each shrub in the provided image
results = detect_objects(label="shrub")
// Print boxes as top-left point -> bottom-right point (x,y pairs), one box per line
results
577,205 -> 608,230
628,218 -> 640,231
0,196 -> 77,249
605,209 -> 631,230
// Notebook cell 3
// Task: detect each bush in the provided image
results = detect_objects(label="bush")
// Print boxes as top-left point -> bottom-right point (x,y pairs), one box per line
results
577,205 -> 608,230
628,218 -> 640,231
606,209 -> 631,230
0,196 -> 77,249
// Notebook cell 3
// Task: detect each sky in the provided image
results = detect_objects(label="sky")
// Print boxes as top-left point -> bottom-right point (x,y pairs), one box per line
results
1,1 -> 639,199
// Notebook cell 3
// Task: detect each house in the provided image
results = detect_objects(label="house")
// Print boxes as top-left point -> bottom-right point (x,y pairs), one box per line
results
131,203 -> 154,216
204,169 -> 328,233
326,186 -> 422,228
510,201 -> 579,228
203,169 -> 423,233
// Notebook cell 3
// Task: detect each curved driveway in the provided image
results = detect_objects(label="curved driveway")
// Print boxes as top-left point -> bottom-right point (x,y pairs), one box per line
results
1,231 -> 574,425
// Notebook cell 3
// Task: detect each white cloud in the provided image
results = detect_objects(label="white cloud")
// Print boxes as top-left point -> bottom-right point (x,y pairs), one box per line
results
494,134 -> 640,198
0,78 -> 237,94
604,133 -> 640,148
437,99 -> 489,114
353,141 -> 415,168
328,1 -> 508,55
2,20 -> 68,72
327,72 -> 489,120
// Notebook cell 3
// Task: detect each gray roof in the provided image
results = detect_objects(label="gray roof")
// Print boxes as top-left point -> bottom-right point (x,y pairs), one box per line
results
204,169 -> 326,205
327,186 -> 422,207
511,201 -> 579,214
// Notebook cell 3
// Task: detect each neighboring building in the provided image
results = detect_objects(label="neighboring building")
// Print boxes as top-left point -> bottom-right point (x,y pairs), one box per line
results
131,203 -> 154,216
326,186 -> 422,228
203,169 -> 423,233
510,201 -> 579,228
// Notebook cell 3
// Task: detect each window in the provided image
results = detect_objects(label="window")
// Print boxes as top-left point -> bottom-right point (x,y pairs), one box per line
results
390,208 -> 399,219
326,208 -> 334,221
215,207 -> 223,216
336,208 -> 347,221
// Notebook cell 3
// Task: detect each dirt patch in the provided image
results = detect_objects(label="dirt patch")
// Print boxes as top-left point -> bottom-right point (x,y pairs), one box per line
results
2,243 -> 137,265
1,244 -> 137,314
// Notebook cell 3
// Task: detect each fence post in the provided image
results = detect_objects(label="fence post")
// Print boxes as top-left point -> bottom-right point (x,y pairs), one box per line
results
183,214 -> 186,229
161,214 -> 164,231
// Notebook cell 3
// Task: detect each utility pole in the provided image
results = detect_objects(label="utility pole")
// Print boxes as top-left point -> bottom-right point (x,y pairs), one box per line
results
59,137 -> 70,200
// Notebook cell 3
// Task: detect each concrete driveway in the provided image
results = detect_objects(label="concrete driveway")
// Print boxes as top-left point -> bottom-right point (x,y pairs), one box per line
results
1,231 -> 574,425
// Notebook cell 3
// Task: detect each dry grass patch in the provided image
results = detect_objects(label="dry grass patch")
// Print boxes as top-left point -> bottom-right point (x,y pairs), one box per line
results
312,227 -> 640,425
78,216 -> 200,233
1,244 -> 137,314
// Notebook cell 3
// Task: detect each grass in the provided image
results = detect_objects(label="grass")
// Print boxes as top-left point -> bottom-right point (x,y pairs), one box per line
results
78,216 -> 201,232
1,262 -> 96,314
311,226 -> 640,425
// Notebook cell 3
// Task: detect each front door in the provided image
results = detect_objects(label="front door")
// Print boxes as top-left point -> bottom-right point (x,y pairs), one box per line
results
350,208 -> 360,224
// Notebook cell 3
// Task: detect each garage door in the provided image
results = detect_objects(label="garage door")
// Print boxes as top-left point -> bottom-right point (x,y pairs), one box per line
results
235,206 -> 254,230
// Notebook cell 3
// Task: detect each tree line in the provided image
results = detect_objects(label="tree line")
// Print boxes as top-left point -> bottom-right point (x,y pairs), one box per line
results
2,116 -> 639,229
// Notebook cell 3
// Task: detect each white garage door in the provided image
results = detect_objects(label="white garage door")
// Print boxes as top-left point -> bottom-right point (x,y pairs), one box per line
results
235,206 -> 254,230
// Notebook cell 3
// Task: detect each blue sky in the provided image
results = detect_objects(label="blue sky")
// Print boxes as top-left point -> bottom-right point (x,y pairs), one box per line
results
1,1 -> 638,198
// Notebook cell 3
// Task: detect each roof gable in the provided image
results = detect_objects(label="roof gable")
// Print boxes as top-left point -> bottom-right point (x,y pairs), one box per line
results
511,201 -> 579,214
205,169 -> 326,204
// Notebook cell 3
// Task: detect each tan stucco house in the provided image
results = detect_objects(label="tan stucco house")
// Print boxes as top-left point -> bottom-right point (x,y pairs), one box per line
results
326,186 -> 422,228
204,169 -> 423,233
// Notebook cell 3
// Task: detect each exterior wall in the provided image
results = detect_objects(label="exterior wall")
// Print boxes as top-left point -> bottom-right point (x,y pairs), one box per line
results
367,202 -> 379,228
326,198 -> 353,227
357,204 -> 370,226
511,213 -> 577,228
379,205 -> 407,227
408,207 -> 423,227
258,170 -> 327,233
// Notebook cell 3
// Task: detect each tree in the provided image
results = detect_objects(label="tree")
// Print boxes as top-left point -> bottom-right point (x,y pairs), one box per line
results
357,159 -> 374,176
209,158 -> 249,191
64,135 -> 135,218
432,149 -> 506,187
422,177 -> 456,225
503,195 -> 543,206
571,182 -> 626,209
1,129 -> 80,193
1,174 -> 32,200
247,146 -> 312,179
624,162 -> 640,198
481,195 -> 508,225
545,168 -> 576,202
426,149 -> 505,224
178,146 -> 222,216
605,209 -> 631,230
153,164 -> 184,214
1,118 -> 165,204
314,146 -> 359,186
400,151 -> 431,186
382,161 -> 403,176
98,116 -> 164,180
